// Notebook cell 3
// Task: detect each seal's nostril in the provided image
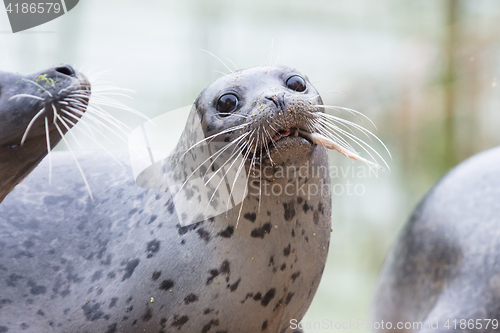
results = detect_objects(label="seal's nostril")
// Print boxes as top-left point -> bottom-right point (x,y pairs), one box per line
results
266,93 -> 286,110
265,96 -> 279,108
55,65 -> 76,77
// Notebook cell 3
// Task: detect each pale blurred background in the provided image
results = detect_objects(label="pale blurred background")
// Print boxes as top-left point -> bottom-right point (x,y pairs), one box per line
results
1,1 -> 500,332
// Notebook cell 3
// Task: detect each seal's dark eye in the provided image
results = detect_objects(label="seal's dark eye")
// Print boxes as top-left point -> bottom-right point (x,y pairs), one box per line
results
217,94 -> 239,115
286,75 -> 306,92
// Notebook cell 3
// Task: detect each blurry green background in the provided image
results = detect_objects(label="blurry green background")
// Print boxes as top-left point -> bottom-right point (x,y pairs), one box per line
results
1,1 -> 500,332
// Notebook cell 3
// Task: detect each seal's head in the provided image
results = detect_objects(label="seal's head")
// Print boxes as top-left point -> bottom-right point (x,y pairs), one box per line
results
193,65 -> 324,169
0,65 -> 91,202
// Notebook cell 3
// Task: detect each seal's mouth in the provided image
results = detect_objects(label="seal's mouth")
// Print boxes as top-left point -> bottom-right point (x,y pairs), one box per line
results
245,127 -> 315,161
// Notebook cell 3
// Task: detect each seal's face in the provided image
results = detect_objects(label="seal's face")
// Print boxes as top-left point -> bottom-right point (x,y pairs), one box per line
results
194,66 -> 323,169
0,65 -> 90,149
0,65 -> 91,202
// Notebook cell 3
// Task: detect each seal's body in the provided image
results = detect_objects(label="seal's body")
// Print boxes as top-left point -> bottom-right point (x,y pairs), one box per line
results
0,66 -> 90,203
0,66 -> 332,332
372,147 -> 500,332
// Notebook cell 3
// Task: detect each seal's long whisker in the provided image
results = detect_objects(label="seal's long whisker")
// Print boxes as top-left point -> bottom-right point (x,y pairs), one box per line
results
201,49 -> 234,74
61,111 -> 98,141
262,127 -> 275,165
314,120 -> 356,152
180,123 -> 248,159
57,115 -> 84,151
224,57 -> 239,72
318,105 -> 378,130
314,112 -> 357,136
62,111 -> 113,144
316,112 -> 373,142
22,78 -> 52,97
53,122 -> 94,200
67,107 -> 132,146
20,107 -> 45,145
315,111 -> 391,159
61,115 -> 125,168
51,104 -> 58,124
44,117 -> 52,185
203,133 -> 250,183
8,94 -> 44,101
175,131 -> 249,196
227,135 -> 255,214
234,143 -> 254,228
204,137 -> 253,215
315,119 -> 389,171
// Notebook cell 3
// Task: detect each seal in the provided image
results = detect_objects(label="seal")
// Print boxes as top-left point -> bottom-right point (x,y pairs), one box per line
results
0,65 -> 91,203
372,146 -> 500,332
0,65 -> 385,333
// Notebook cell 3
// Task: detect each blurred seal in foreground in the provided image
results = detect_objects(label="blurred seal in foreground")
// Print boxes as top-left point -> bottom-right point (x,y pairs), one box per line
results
373,147 -> 500,332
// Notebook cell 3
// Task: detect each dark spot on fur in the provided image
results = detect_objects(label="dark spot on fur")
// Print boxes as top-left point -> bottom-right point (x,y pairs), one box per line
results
171,315 -> 189,328
244,212 -> 257,222
109,297 -> 118,308
36,309 -> 44,316
201,319 -> 219,333
122,259 -> 140,281
142,308 -> 153,322
268,256 -> 274,266
283,202 -> 295,221
292,229 -> 295,237
0,299 -> 12,310
274,298 -> 283,311
303,201 -> 310,213
313,211 -> 319,225
291,271 -> 301,282
261,288 -> 276,307
20,323 -> 29,330
318,201 -> 324,214
82,302 -> 104,321
240,292 -> 253,303
159,279 -> 175,291
184,294 -> 199,304
91,270 -> 103,283
0,327 -> 8,333
253,292 -> 262,301
250,223 -> 272,239
297,197 -> 303,204
148,215 -> 157,224
217,226 -> 234,238
280,263 -> 286,271
203,308 -> 213,315
262,320 -> 268,331
197,228 -> 210,243
176,221 -> 203,235
181,239 -> 186,245
152,271 -> 161,281
105,323 -> 117,333
146,240 -> 161,258
27,280 -> 46,295
228,278 -> 241,292
7,274 -> 22,287
220,260 -> 230,275
285,292 -> 295,305
283,244 -> 291,257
